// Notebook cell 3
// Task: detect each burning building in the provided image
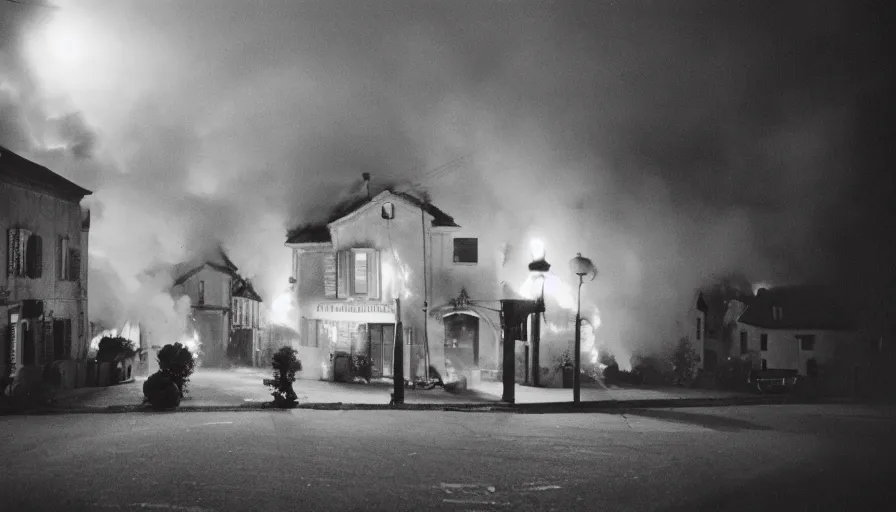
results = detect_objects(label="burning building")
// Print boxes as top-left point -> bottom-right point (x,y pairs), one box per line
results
170,249 -> 265,367
285,175 -> 503,383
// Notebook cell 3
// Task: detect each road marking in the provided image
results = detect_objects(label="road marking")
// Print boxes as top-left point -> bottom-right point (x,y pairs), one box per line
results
199,421 -> 233,426
130,504 -> 213,512
442,499 -> 507,505
519,485 -> 562,491
440,483 -> 487,489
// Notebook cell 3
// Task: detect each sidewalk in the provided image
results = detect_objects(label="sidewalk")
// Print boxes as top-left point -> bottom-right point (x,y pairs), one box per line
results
47,368 -> 494,409
466,381 -> 750,404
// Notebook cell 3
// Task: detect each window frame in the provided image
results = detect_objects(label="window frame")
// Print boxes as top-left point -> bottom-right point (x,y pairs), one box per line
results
760,333 -> 768,351
452,237 -> 479,265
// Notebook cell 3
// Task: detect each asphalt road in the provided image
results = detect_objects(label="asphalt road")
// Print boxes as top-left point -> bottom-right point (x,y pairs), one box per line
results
1,404 -> 894,511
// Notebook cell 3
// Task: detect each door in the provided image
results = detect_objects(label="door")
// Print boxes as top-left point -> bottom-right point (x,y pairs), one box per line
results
444,314 -> 480,375
368,324 -> 395,378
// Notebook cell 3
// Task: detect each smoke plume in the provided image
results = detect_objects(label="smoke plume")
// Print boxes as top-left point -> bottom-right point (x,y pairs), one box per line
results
2,1 -> 892,356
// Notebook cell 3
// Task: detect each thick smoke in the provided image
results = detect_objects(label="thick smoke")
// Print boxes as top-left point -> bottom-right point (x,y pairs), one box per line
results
2,1 -> 891,357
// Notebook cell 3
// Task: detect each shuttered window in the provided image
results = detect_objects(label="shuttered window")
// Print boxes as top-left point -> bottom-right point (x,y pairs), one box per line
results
70,249 -> 81,281
331,249 -> 381,299
7,229 -> 42,278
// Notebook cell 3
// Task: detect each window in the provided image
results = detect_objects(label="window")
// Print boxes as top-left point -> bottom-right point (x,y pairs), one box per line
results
333,249 -> 381,299
353,252 -> 368,295
22,321 -> 34,365
797,334 -> 815,351
453,238 -> 478,264
57,236 -> 70,280
7,229 -> 42,279
772,306 -> 783,321
198,281 -> 205,304
762,359 -> 768,371
301,318 -> 324,348
696,317 -> 702,341
740,331 -> 748,354
760,333 -> 768,351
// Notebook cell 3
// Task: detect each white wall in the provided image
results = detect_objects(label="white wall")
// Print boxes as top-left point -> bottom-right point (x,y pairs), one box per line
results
737,323 -> 856,374
1,179 -> 89,371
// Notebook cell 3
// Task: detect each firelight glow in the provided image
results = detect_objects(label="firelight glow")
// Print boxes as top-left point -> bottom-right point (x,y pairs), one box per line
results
271,292 -> 294,326
530,238 -> 546,261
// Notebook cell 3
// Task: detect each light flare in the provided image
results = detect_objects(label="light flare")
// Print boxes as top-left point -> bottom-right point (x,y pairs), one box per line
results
178,329 -> 201,358
271,292 -> 295,326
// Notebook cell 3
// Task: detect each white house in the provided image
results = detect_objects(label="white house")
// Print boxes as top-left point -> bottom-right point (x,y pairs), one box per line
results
285,177 -> 502,383
735,286 -> 857,376
1,146 -> 91,383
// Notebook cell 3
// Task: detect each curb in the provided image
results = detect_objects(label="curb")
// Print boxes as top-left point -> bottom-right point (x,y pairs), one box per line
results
1,394 -> 841,415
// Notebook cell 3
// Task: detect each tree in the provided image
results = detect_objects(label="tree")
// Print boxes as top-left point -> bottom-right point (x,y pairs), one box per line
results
671,336 -> 700,384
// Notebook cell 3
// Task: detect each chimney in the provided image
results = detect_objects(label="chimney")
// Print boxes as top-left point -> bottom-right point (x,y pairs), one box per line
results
362,173 -> 371,200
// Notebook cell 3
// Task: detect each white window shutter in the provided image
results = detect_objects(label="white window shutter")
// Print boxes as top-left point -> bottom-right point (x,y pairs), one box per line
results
337,250 -> 351,298
367,250 -> 381,300
324,252 -> 337,298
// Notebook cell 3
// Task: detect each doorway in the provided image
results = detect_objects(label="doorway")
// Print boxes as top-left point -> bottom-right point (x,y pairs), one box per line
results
444,314 -> 480,374
368,323 -> 395,378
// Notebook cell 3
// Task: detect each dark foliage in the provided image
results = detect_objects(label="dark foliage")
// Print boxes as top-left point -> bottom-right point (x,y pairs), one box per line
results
671,336 -> 700,384
157,342 -> 195,395
268,346 -> 302,407
96,336 -> 138,363
351,354 -> 372,382
143,371 -> 181,409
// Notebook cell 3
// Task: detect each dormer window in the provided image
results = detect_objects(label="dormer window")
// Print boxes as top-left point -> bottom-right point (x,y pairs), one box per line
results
772,306 -> 783,321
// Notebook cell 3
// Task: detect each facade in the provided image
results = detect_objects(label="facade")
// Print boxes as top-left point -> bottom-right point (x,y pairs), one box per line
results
735,286 -> 858,377
671,292 -> 708,371
171,254 -> 236,367
286,186 -> 502,383
1,146 -> 91,380
170,251 -> 266,367
230,275 -> 265,366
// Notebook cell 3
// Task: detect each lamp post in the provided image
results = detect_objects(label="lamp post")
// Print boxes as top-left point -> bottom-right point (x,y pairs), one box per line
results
569,253 -> 596,403
528,240 -> 550,387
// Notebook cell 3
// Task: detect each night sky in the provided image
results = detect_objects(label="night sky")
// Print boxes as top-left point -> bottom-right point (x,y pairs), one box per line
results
2,0 -> 894,356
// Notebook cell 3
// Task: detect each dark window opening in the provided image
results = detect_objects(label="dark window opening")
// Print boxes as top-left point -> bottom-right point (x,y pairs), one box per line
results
760,334 -> 768,351
198,281 -> 205,304
22,323 -> 34,365
761,359 -> 768,370
798,334 -> 816,351
740,331 -> 748,354
453,238 -> 478,264
696,317 -> 702,340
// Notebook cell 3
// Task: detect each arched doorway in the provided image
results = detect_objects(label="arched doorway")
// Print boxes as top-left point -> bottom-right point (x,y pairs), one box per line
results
444,313 -> 479,375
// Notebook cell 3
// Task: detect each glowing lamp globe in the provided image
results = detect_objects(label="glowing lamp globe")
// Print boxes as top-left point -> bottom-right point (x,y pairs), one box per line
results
569,253 -> 597,280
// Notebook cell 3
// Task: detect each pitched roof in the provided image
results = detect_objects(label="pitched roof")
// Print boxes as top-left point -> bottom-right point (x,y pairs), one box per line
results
172,262 -> 236,287
232,277 -> 262,302
286,224 -> 331,244
738,285 -> 855,330
286,189 -> 459,244
0,145 -> 92,199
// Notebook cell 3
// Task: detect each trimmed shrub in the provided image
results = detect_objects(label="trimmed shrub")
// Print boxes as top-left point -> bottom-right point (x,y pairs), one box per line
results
157,342 -> 195,395
268,346 -> 302,408
143,371 -> 181,409
96,336 -> 137,364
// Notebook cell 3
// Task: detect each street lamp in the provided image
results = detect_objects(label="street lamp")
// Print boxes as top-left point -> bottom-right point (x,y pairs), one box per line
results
528,239 -> 550,387
569,253 -> 597,403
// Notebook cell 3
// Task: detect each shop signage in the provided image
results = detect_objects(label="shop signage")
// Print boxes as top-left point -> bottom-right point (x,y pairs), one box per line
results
316,303 -> 394,315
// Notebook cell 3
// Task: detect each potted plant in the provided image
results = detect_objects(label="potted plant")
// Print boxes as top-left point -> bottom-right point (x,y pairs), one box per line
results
559,348 -> 575,389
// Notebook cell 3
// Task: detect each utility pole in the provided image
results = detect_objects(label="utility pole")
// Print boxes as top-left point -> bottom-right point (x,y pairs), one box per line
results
392,298 -> 404,404
500,299 -> 542,404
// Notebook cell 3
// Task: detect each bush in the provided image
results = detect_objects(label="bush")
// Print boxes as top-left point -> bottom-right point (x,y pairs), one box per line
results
157,342 -> 196,395
351,354 -> 373,383
96,336 -> 138,364
143,371 -> 182,409
268,346 -> 302,408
